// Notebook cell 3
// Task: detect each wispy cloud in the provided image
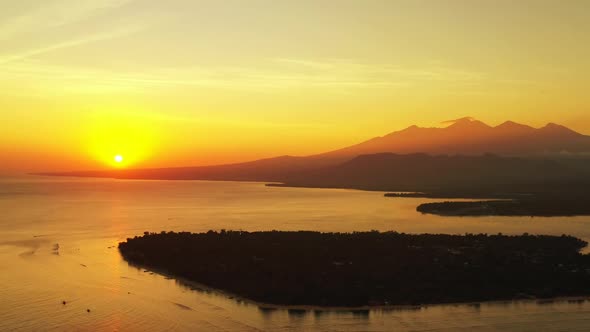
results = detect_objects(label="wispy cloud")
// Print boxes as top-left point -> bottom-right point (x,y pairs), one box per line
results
273,58 -> 335,69
0,1 -> 488,95
0,24 -> 144,65
272,58 -> 483,83
0,57 -> 490,95
0,0 -> 133,41
440,117 -> 477,125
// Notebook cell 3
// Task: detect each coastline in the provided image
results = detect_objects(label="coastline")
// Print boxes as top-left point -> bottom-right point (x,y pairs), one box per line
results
27,175 -> 590,219
119,231 -> 590,309
125,259 -> 590,312
417,200 -> 590,217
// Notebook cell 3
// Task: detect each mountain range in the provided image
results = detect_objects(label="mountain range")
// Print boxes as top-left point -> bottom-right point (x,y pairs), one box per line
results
317,117 -> 590,158
39,118 -> 590,196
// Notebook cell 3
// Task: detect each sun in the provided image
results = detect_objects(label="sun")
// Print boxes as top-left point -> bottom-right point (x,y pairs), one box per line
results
114,155 -> 124,163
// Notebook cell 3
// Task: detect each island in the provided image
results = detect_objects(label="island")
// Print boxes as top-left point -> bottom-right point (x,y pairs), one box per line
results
119,230 -> 590,307
417,199 -> 590,217
383,192 -> 429,198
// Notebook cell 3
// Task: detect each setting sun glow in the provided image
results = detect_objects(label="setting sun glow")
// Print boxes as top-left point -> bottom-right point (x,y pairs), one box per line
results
0,0 -> 589,175
81,112 -> 158,169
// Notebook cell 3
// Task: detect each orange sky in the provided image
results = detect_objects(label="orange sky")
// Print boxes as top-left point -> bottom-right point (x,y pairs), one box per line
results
1,1 -> 589,173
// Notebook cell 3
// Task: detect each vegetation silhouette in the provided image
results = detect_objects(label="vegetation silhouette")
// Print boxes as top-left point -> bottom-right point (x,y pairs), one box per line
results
119,230 -> 590,307
417,199 -> 590,217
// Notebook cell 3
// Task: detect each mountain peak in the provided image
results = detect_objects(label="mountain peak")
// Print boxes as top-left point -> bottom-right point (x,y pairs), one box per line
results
444,117 -> 492,130
539,123 -> 581,136
383,124 -> 423,138
497,120 -> 519,127
544,122 -> 567,129
495,121 -> 535,133
319,118 -> 590,158
400,125 -> 420,131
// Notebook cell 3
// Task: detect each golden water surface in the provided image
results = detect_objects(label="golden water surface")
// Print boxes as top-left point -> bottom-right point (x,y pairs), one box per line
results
1,177 -> 589,331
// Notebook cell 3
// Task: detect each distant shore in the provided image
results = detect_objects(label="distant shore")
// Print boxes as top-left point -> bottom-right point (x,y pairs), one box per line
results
383,192 -> 523,199
32,173 -> 590,217
416,199 -> 590,217
119,230 -> 590,308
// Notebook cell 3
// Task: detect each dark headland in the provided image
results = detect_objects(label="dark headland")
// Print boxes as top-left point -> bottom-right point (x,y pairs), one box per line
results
416,199 -> 590,217
119,231 -> 590,307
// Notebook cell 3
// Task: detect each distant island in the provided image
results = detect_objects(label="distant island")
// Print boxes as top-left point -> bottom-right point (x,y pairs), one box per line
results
119,231 -> 590,307
417,199 -> 590,217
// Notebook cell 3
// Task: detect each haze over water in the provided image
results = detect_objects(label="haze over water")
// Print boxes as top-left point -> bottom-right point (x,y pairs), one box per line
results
2,177 -> 590,331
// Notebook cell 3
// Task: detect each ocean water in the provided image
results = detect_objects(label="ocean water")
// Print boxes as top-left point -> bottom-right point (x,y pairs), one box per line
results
1,176 -> 589,331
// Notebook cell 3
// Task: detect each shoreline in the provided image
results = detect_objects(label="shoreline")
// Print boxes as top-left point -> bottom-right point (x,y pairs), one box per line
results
119,231 -> 590,309
417,200 -> 590,217
127,259 -> 590,312
30,175 -> 569,202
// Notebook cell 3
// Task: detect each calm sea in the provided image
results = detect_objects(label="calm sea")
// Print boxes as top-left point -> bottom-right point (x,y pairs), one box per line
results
1,177 -> 589,331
